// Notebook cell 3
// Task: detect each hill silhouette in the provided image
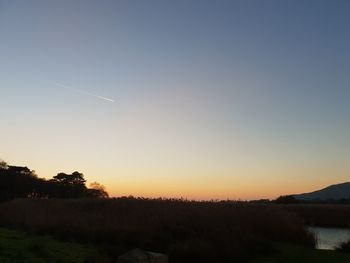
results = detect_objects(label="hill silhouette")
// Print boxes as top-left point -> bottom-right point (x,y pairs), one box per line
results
293,182 -> 350,201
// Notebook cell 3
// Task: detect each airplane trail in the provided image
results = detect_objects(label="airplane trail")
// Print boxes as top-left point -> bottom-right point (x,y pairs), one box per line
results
53,83 -> 115,103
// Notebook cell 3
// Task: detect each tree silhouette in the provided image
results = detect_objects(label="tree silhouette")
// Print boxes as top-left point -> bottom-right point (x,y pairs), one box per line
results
0,160 -> 8,169
52,172 -> 86,186
87,182 -> 109,198
0,160 -> 108,201
0,165 -> 40,201
50,172 -> 87,198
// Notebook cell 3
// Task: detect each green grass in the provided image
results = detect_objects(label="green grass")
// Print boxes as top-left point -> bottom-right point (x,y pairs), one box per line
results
0,227 -> 101,263
254,243 -> 350,263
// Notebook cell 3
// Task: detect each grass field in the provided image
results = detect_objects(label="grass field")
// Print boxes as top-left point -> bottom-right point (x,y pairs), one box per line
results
0,227 -> 101,263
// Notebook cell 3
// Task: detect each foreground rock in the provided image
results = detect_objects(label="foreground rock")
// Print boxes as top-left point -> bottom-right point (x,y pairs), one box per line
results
117,248 -> 168,263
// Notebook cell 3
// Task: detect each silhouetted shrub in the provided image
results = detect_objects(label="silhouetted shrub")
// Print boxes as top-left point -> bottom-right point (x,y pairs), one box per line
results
337,239 -> 350,253
275,195 -> 300,204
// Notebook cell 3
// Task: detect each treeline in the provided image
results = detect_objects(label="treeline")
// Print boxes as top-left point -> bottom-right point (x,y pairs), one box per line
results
274,195 -> 350,204
248,195 -> 350,204
0,160 -> 108,202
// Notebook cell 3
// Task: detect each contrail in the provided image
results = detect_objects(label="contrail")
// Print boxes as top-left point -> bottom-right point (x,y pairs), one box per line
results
53,82 -> 115,103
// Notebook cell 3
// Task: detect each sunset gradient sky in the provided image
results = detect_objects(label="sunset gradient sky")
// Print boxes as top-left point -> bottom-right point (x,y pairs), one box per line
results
1,0 -> 350,199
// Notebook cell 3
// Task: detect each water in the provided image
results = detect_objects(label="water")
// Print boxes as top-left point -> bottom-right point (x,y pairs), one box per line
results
308,226 -> 350,250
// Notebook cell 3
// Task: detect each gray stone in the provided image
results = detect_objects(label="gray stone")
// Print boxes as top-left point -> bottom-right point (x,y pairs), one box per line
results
117,248 -> 168,263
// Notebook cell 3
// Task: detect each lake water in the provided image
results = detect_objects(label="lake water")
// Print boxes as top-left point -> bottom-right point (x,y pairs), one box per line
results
308,226 -> 350,250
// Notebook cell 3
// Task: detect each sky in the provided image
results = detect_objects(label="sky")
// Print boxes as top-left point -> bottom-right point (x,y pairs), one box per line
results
1,0 -> 350,200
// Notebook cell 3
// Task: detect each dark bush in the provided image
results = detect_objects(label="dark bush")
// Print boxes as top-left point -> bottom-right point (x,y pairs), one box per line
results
337,239 -> 350,253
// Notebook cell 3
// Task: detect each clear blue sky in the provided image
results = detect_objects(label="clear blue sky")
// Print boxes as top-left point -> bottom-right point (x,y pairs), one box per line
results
1,0 -> 350,199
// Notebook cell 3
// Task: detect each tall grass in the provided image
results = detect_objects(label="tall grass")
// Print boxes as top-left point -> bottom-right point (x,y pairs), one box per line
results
279,204 -> 350,228
0,198 -> 315,262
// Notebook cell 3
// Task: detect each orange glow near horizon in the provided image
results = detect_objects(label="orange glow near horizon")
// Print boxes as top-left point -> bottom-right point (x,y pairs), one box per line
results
6,156 -> 348,201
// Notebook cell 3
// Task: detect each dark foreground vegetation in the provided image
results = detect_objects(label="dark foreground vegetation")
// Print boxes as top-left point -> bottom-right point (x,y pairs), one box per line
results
0,227 -> 101,263
279,204 -> 350,228
254,243 -> 350,263
0,198 -> 315,262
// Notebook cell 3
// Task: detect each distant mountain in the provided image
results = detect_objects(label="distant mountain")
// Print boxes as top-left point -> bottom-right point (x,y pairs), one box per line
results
293,182 -> 350,201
